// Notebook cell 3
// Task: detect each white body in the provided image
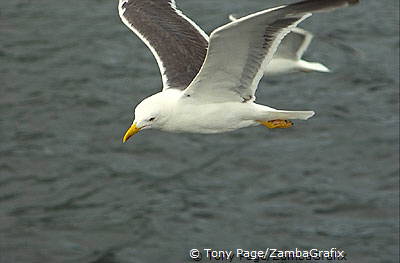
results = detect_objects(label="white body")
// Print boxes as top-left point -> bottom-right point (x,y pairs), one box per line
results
138,90 -> 314,134
118,0 -> 356,137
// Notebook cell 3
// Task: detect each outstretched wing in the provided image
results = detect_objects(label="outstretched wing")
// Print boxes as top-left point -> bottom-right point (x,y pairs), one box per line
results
229,15 -> 313,63
118,0 -> 209,90
184,0 -> 358,102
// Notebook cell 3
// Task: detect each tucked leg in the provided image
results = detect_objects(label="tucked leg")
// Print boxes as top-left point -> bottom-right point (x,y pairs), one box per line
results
257,119 -> 293,129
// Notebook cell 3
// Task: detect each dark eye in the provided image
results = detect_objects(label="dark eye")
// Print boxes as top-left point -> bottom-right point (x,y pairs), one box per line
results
148,117 -> 155,121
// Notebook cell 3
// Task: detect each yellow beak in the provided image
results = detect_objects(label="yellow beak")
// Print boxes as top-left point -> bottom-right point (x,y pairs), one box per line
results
122,123 -> 141,143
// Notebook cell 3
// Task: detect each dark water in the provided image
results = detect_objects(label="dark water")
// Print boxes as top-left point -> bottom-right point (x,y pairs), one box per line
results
0,0 -> 399,262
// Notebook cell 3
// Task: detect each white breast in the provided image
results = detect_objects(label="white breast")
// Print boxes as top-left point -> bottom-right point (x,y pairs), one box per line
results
161,99 -> 257,134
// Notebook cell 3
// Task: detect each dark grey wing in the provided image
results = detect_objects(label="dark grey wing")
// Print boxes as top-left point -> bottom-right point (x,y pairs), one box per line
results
275,27 -> 313,60
118,0 -> 209,90
185,0 -> 358,102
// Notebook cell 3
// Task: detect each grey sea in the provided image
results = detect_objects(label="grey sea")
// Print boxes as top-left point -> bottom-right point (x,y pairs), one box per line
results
0,0 -> 399,262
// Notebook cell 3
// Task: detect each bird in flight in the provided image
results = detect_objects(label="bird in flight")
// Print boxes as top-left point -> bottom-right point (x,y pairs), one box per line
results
229,14 -> 330,76
118,0 -> 359,142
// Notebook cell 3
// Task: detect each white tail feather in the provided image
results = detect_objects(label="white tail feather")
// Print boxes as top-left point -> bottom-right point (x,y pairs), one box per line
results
267,110 -> 315,120
298,60 -> 330,73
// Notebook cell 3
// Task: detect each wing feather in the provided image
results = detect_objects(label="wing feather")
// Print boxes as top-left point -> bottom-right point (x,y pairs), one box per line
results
184,0 -> 358,102
118,0 -> 208,90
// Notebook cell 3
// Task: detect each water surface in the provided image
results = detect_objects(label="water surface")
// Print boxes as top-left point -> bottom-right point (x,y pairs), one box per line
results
0,0 -> 399,262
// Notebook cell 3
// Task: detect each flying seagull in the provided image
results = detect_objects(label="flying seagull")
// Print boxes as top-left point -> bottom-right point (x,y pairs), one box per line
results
118,0 -> 358,142
229,14 -> 331,75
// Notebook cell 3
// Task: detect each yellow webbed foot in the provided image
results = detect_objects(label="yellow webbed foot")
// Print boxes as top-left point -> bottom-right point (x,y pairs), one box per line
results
258,119 -> 293,129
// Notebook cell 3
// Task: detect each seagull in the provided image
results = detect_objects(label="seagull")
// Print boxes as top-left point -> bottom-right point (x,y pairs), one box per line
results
229,15 -> 331,75
118,0 -> 358,142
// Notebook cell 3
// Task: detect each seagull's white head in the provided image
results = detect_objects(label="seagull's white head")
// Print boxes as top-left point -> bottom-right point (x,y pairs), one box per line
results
122,91 -> 177,142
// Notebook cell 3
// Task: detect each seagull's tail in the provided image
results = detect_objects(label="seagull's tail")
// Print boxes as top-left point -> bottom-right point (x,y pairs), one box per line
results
266,110 -> 315,120
298,60 -> 331,73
